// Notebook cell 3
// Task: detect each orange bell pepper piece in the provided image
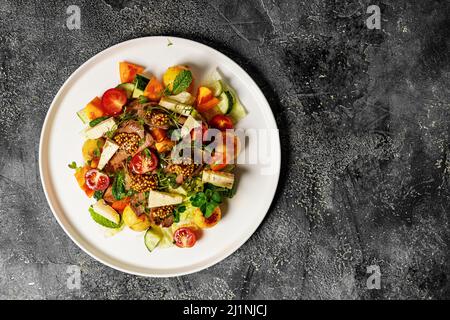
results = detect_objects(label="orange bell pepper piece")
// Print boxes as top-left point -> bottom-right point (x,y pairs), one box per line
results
144,76 -> 164,101
74,165 -> 94,197
119,61 -> 145,83
196,86 -> 214,106
84,97 -> 105,120
155,138 -> 175,153
90,157 -> 99,169
111,197 -> 130,212
150,128 -> 167,143
197,97 -> 220,112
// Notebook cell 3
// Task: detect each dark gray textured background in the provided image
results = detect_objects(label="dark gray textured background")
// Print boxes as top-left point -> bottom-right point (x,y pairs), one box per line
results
1,0 -> 449,299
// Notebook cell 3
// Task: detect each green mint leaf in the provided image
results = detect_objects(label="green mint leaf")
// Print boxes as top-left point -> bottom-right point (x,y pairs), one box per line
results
170,70 -> 193,95
211,191 -> 222,203
204,202 -> 218,218
191,192 -> 207,207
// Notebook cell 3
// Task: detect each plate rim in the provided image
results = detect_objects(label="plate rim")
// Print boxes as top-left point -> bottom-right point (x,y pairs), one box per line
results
39,36 -> 281,277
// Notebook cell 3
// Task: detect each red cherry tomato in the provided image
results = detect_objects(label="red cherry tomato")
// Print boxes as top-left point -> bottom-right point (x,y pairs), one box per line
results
101,88 -> 127,115
209,115 -> 234,131
129,150 -> 159,174
173,227 -> 197,248
85,169 -> 110,191
210,153 -> 228,171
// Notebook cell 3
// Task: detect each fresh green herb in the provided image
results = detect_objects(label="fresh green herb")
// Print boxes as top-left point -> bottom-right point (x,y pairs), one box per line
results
89,116 -> 109,127
204,182 -> 237,198
164,69 -> 193,95
137,117 -> 145,127
93,148 -> 101,158
138,95 -> 149,103
68,161 -> 78,169
126,189 -> 136,197
204,202 -> 217,218
93,190 -> 104,201
143,148 -> 151,157
173,204 -> 186,223
190,189 -> 222,218
182,176 -> 204,196
105,124 -> 118,139
112,171 -> 127,200
167,38 -> 173,47
155,169 -> 179,190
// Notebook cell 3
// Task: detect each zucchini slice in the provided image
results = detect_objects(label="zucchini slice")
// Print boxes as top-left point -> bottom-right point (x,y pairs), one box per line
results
132,74 -> 150,98
216,91 -> 234,114
116,82 -> 135,99
144,227 -> 162,252
211,80 -> 224,97
76,108 -> 90,124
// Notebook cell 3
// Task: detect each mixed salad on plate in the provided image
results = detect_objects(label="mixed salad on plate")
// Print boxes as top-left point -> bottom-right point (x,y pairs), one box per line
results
69,62 -> 246,252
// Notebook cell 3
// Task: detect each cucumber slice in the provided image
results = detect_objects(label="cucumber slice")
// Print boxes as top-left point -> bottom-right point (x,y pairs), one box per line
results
116,82 -> 135,99
217,91 -> 233,114
76,108 -> 90,124
227,88 -> 247,122
211,80 -> 224,97
132,74 -> 150,98
144,227 -> 162,252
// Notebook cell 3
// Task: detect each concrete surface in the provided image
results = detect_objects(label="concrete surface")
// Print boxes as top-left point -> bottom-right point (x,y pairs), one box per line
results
1,0 -> 449,299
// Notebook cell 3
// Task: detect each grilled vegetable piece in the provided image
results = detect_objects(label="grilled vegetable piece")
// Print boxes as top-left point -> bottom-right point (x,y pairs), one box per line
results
83,118 -> 116,139
122,205 -> 151,231
193,206 -> 221,228
159,97 -> 193,116
202,170 -> 234,189
148,190 -> 183,208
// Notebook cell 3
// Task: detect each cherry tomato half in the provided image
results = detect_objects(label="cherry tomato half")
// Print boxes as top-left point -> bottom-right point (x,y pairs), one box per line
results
101,88 -> 127,115
173,227 -> 197,248
85,169 -> 110,191
129,150 -> 159,174
209,115 -> 234,131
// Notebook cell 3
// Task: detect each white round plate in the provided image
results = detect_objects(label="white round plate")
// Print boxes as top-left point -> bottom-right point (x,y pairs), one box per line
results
39,37 -> 280,277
